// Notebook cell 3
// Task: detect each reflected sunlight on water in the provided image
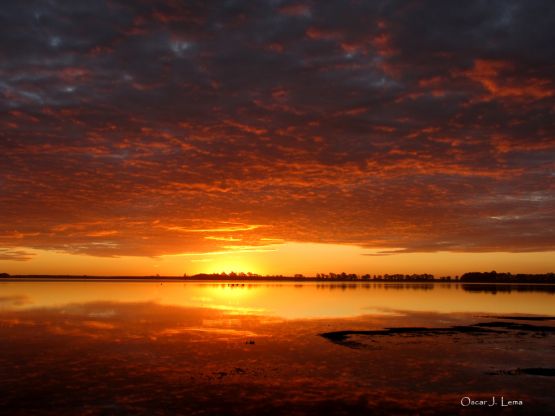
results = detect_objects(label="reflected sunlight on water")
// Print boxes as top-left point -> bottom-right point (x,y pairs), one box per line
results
1,280 -> 554,318
1,281 -> 554,415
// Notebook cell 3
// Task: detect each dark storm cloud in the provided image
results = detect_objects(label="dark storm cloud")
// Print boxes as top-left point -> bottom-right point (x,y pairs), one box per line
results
0,0 -> 554,257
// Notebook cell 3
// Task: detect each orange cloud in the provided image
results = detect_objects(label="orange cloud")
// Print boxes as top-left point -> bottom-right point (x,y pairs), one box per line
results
465,59 -> 554,100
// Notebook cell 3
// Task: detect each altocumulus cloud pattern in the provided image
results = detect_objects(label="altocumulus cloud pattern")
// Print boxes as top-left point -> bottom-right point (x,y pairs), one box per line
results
0,0 -> 554,259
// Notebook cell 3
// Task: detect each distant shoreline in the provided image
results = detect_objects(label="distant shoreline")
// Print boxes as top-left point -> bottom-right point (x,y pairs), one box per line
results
1,275 -> 555,285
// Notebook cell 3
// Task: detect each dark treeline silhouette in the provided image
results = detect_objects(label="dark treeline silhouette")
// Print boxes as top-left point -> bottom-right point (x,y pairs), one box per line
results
315,272 -> 436,281
183,272 -> 437,281
460,271 -> 555,284
183,271 -> 554,283
2,271 -> 554,284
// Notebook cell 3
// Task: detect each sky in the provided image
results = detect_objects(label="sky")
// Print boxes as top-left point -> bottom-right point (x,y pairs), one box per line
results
1,0 -> 554,276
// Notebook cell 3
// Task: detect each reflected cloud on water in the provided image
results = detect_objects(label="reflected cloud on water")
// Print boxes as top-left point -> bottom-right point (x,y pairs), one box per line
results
1,282 -> 554,414
2,281 -> 555,319
0,298 -> 554,415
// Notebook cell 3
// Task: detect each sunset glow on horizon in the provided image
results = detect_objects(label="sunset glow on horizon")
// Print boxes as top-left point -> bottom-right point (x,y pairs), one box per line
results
1,1 -> 554,276
3,3 -> 555,416
2,243 -> 554,277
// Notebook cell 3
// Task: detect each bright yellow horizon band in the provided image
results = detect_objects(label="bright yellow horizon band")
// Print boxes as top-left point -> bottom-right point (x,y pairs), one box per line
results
1,242 -> 553,277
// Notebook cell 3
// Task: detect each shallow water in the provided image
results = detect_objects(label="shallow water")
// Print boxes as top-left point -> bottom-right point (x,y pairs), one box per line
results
1,281 -> 554,415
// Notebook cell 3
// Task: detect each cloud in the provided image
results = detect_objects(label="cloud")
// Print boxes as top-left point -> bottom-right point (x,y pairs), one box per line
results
0,0 -> 553,257
0,249 -> 35,261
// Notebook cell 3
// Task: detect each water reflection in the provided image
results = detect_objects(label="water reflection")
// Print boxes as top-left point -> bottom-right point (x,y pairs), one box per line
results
0,296 -> 554,415
315,283 -> 435,290
1,281 -> 554,318
461,284 -> 555,294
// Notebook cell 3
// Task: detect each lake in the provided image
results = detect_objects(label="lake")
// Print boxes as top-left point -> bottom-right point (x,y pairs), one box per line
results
1,280 -> 554,415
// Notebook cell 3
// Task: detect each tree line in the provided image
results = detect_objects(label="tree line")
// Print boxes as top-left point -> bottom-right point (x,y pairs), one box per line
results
459,271 -> 555,283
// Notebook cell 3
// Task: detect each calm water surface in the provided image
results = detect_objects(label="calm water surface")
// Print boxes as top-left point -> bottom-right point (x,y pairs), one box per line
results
2,280 -> 555,317
1,281 -> 554,415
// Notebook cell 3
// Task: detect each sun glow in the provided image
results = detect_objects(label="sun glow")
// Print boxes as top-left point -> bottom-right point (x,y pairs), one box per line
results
200,256 -> 261,275
1,243 -> 554,277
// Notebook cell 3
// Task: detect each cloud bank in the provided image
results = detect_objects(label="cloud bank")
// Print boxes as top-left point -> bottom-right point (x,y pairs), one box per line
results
1,0 -> 554,257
